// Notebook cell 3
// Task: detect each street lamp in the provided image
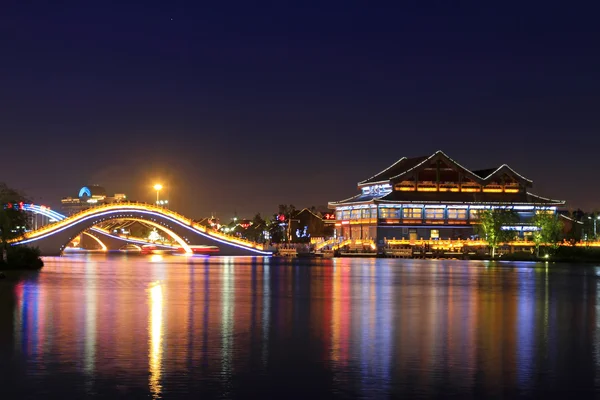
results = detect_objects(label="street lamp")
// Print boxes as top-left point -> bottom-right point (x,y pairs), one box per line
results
153,184 -> 163,204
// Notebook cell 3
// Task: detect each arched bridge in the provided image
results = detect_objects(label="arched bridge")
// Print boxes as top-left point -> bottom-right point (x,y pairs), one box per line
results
13,202 -> 272,256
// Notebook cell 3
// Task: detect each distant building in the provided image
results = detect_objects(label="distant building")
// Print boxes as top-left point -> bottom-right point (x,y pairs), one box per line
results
61,185 -> 127,215
328,150 -> 565,243
286,208 -> 335,243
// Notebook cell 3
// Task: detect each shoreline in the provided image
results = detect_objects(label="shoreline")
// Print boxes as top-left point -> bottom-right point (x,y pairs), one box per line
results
0,260 -> 44,272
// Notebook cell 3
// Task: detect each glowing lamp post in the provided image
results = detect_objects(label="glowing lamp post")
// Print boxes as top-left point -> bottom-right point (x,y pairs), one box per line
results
153,184 -> 163,205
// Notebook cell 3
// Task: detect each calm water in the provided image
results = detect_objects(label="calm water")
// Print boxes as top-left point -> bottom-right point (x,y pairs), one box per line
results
1,254 -> 600,399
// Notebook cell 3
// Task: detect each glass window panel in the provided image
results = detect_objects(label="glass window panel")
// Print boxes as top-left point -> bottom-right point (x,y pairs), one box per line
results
402,208 -> 422,219
379,208 -> 400,219
447,209 -> 467,219
424,208 -> 445,219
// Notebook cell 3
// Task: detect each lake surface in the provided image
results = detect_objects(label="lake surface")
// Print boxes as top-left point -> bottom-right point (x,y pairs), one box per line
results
1,254 -> 600,399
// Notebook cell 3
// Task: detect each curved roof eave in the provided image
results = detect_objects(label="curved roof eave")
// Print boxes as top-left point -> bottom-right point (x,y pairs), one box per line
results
481,164 -> 533,184
526,192 -> 565,205
357,157 -> 407,186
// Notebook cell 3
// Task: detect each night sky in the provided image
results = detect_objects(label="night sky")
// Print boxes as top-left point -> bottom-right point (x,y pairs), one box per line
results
2,1 -> 599,218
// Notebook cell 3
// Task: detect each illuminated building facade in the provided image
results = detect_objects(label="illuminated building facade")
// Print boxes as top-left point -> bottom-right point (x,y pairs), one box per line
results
328,150 -> 565,243
61,185 -> 127,215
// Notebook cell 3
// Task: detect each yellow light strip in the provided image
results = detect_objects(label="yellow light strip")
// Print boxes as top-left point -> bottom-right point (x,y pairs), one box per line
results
482,188 -> 503,193
385,239 -> 589,248
332,239 -> 376,251
438,188 -> 460,192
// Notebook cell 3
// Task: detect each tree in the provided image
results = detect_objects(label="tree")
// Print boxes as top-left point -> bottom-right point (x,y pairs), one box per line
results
278,204 -> 296,218
268,213 -> 285,243
532,212 -> 564,257
474,208 -> 519,258
0,183 -> 30,260
240,213 -> 267,243
271,205 -> 297,243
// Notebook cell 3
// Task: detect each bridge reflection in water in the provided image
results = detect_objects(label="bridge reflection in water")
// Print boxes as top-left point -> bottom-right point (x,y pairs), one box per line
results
148,281 -> 164,399
3,255 -> 600,398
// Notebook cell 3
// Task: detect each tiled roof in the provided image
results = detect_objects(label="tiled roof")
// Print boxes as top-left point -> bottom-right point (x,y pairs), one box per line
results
330,190 -> 564,206
359,155 -> 428,185
358,151 -> 533,186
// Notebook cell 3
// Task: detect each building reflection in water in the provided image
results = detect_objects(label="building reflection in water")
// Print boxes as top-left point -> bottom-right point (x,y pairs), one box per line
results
221,257 -> 235,380
516,267 -> 535,389
84,261 -> 97,384
262,261 -> 270,367
6,256 -> 600,397
148,281 -> 164,399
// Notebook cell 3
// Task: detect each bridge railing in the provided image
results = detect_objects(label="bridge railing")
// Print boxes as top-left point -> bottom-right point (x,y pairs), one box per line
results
313,237 -> 341,251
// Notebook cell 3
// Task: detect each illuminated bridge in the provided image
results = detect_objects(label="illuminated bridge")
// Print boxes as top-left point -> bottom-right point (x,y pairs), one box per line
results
13,202 -> 272,256
22,203 -> 178,252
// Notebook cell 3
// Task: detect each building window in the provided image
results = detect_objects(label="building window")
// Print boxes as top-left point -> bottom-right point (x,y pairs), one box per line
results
424,208 -> 445,219
379,207 -> 401,219
402,208 -> 422,219
350,209 -> 362,219
469,210 -> 479,220
447,208 -> 467,219
337,210 -> 351,220
431,229 -> 440,239
361,209 -> 372,219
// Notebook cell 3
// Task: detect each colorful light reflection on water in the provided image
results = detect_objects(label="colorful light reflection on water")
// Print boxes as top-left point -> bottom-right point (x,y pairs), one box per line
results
1,254 -> 600,398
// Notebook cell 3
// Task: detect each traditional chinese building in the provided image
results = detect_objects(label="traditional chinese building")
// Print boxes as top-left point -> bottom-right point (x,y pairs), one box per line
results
328,150 -> 565,244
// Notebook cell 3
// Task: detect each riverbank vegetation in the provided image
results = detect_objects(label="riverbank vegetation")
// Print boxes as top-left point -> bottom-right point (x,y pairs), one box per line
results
0,182 -> 43,270
495,247 -> 600,263
0,246 -> 43,270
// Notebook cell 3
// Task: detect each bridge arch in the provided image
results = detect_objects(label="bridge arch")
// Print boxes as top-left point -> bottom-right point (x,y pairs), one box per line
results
82,232 -> 108,251
22,203 -> 179,252
114,218 -> 193,253
14,203 -> 272,256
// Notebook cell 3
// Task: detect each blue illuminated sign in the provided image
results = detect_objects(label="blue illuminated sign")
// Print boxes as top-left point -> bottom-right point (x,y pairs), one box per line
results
361,184 -> 392,197
79,186 -> 92,198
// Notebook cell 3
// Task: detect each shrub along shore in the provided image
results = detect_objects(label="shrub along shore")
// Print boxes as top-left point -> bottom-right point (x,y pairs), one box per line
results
466,246 -> 600,263
0,246 -> 44,270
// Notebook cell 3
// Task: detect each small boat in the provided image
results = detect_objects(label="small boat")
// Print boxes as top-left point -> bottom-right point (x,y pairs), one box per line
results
176,245 -> 220,255
119,244 -> 142,253
140,245 -> 167,255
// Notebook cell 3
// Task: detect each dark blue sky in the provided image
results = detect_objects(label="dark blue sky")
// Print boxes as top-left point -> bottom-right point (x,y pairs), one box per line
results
1,1 -> 599,217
